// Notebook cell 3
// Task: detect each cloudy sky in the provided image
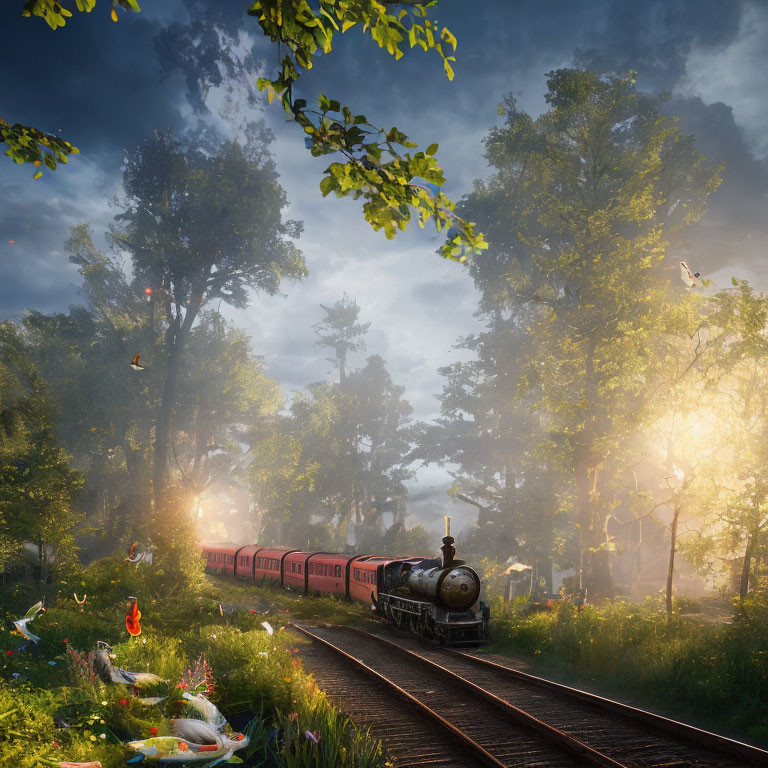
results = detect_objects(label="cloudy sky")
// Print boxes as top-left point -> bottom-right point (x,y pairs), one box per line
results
2,0 -> 767,536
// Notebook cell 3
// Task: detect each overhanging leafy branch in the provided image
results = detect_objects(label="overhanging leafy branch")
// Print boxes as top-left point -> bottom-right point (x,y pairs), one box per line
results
250,0 -> 487,261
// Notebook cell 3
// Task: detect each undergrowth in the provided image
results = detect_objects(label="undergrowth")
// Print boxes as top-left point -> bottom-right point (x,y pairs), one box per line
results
485,592 -> 768,743
0,561 -> 390,767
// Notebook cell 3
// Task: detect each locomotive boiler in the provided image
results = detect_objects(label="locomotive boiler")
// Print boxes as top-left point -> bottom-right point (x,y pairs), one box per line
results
376,518 -> 489,646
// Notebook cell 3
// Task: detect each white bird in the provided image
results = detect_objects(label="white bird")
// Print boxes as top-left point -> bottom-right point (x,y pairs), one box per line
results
680,261 -> 701,288
12,601 -> 45,646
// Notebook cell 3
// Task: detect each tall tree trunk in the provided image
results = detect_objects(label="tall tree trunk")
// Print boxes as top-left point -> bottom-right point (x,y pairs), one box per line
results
37,539 -> 45,586
152,296 -> 202,511
153,335 -> 182,509
573,446 -> 591,591
739,527 -> 758,600
666,504 -> 681,625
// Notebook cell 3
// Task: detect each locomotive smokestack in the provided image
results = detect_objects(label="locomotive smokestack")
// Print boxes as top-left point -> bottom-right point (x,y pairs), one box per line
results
441,515 -> 456,568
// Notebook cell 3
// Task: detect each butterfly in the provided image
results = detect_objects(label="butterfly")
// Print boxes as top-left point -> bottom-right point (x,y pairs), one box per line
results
126,598 -> 142,637
130,353 -> 145,371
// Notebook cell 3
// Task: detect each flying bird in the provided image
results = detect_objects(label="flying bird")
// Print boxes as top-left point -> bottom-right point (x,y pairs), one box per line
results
680,261 -> 701,288
12,601 -> 45,647
93,641 -> 164,687
130,353 -> 145,371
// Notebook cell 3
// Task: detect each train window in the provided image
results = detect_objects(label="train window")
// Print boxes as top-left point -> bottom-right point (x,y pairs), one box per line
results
298,563 -> 303,574
334,565 -> 342,578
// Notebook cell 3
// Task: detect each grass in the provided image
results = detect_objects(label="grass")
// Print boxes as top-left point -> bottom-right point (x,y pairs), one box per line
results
0,563 -> 390,768
483,593 -> 768,744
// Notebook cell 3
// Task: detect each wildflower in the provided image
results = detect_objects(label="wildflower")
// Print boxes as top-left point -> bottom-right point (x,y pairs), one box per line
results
283,676 -> 291,682
149,727 -> 159,736
52,742 -> 58,748
99,733 -> 106,739
250,609 -> 256,614
120,698 -> 128,706
305,730 -> 320,744
288,712 -> 298,722
101,701 -> 108,706
6,650 -> 11,656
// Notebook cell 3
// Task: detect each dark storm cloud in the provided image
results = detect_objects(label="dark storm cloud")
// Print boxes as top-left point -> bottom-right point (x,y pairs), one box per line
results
2,0 -> 768,523
575,0 -> 744,91
0,10 -> 187,169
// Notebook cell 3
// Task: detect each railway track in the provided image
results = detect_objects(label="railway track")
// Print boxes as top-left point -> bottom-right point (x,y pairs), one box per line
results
291,623 -> 768,768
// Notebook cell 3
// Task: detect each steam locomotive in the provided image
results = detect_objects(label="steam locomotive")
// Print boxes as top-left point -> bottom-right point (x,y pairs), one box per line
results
201,526 -> 489,647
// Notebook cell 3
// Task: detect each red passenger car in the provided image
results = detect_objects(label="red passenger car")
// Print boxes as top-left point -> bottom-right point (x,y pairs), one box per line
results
201,543 -> 240,578
306,553 -> 356,597
253,547 -> 297,586
283,551 -> 314,592
349,556 -> 395,605
234,545 -> 263,581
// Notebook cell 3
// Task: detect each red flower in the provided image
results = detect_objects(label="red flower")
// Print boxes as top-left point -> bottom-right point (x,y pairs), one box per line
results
52,741 -> 59,748
149,727 -> 158,737
120,698 -> 128,706
249,609 -> 256,614
6,650 -> 11,656
62,638 -> 67,643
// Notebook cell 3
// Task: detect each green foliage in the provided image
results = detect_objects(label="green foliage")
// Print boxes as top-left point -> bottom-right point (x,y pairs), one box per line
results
487,595 -> 768,742
0,574 -> 388,768
0,323 -> 84,582
0,117 -> 79,178
248,0 -> 485,260
21,0 -> 140,30
251,346 -> 413,550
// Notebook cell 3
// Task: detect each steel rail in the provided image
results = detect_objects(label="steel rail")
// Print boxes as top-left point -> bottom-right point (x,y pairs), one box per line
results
292,622 -> 631,768
322,624 -> 630,768
439,645 -> 768,767
289,623 -> 508,768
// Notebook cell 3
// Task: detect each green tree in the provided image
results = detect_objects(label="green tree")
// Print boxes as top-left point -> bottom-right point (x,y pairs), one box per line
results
413,310 -> 570,580
313,294 -> 369,385
458,70 -> 721,594
113,130 -> 304,511
0,323 -> 83,584
174,312 -> 283,498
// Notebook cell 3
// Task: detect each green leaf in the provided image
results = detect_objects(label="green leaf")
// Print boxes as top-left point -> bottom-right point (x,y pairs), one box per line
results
426,143 -> 438,156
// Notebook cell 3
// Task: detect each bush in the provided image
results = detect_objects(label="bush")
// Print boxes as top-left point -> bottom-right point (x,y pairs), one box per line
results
486,594 -> 768,743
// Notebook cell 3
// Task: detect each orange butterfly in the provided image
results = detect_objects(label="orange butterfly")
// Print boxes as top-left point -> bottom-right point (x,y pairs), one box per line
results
126,598 -> 142,637
130,353 -> 146,371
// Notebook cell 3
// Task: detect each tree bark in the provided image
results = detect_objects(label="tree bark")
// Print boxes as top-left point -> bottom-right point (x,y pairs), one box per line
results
739,528 -> 758,600
573,447 -> 591,590
666,504 -> 681,624
152,295 -> 202,511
